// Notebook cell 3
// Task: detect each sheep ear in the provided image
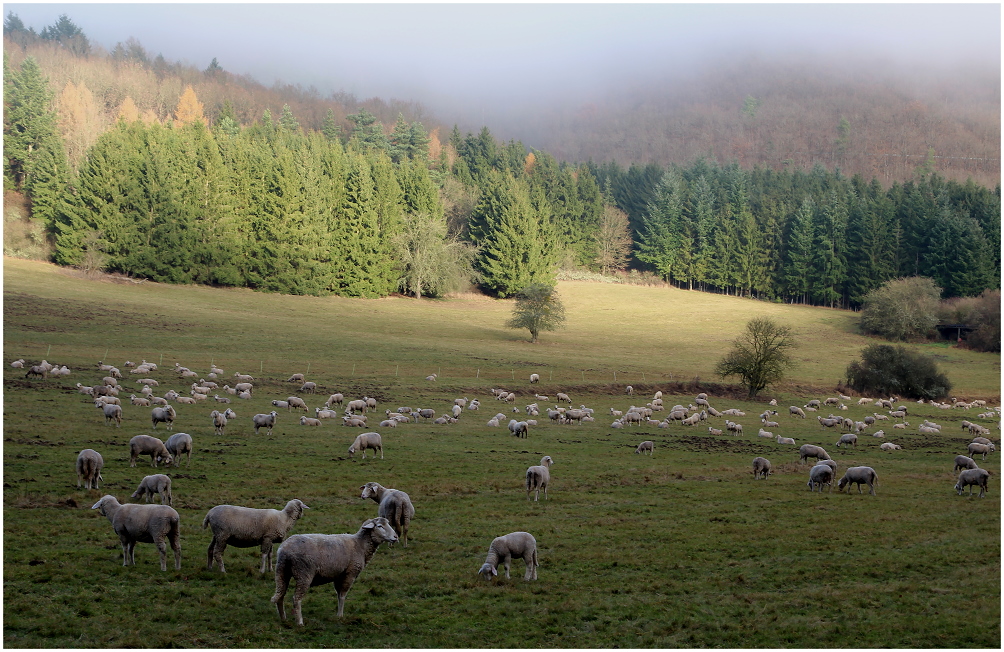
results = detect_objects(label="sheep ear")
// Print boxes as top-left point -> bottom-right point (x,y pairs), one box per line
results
491,566 -> 498,576
361,519 -> 375,530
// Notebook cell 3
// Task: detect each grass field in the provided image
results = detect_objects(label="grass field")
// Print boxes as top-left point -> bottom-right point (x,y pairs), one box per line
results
3,258 -> 1001,648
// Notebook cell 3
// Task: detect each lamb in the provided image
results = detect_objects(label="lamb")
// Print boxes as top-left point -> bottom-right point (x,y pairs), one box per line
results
752,456 -> 772,479
954,455 -> 979,473
835,433 -> 858,448
967,442 -> 995,461
76,449 -> 104,489
91,495 -> 181,571
271,517 -> 397,624
348,432 -> 383,459
131,474 -> 173,506
98,402 -> 123,427
789,406 -> 806,418
129,435 -> 173,468
529,373 -> 540,384
837,466 -> 878,495
203,498 -> 310,573
776,436 -> 796,445
360,481 -> 415,546
477,532 -> 538,581
508,419 -> 528,438
165,432 -> 193,467
150,405 -> 176,430
807,464 -> 835,493
300,416 -> 322,426
253,411 -> 279,436
635,440 -> 654,455
880,442 -> 902,451
525,456 -> 554,501
799,444 -> 831,464
955,468 -> 990,498
287,373 -> 305,383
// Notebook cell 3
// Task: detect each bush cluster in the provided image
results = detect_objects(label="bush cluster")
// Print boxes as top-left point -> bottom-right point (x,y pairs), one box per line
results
845,344 -> 952,400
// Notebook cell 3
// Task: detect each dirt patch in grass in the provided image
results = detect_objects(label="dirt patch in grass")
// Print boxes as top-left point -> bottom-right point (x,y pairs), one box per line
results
666,435 -> 775,455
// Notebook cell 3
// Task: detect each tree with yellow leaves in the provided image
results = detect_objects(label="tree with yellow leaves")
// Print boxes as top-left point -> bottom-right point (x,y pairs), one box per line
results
58,80 -> 104,170
117,96 -> 139,123
174,85 -> 206,126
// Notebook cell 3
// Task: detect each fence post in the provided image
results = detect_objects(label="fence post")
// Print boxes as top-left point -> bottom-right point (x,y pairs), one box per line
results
476,368 -> 480,379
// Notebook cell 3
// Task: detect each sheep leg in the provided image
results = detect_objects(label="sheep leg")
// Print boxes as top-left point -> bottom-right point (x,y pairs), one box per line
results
379,446 -> 384,459
293,580 -> 311,625
259,542 -> 273,574
271,569 -> 291,622
503,555 -> 512,580
334,576 -> 355,617
206,537 -> 217,570
119,535 -> 132,566
170,530 -> 182,570
215,541 -> 229,573
154,537 -> 169,571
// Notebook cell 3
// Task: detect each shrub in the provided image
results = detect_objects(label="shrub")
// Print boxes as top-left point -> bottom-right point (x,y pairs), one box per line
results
939,289 -> 1000,353
505,283 -> 566,343
859,277 -> 941,341
715,317 -> 795,398
845,344 -> 952,400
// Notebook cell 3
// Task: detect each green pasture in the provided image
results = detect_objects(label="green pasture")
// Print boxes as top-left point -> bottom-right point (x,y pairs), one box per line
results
3,258 -> 1000,648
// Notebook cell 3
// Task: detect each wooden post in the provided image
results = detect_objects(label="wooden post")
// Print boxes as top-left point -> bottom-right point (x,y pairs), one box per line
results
260,360 -> 263,374
476,368 -> 480,379
352,363 -> 355,376
613,371 -> 617,381
396,365 -> 399,377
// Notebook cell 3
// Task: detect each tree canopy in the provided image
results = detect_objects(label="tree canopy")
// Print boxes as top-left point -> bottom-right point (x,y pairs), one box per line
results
715,317 -> 796,398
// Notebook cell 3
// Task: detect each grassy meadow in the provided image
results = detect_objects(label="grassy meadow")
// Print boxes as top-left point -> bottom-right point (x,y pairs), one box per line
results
3,258 -> 1000,648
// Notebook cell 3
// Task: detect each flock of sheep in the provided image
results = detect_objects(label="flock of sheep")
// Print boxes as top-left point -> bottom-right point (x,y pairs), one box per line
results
15,357 -> 1001,625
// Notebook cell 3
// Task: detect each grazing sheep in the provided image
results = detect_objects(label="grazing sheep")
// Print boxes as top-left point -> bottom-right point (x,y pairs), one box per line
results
556,392 -> 572,404
817,416 -> 840,429
776,436 -> 796,445
799,444 -> 831,464
98,402 -> 123,427
529,373 -> 540,384
203,499 -> 309,573
807,463 -> 835,493
477,532 -> 538,581
752,456 -> 772,479
91,495 -> 181,570
253,411 -> 279,436
954,455 -> 979,473
348,432 -> 383,459
129,435 -> 173,468
285,396 -> 308,412
24,364 -> 48,379
76,449 -> 104,489
165,432 -> 193,467
837,467 -> 878,495
835,433 -> 858,448
967,442 -> 995,461
805,400 -> 821,409
526,456 -> 554,501
151,405 -> 176,430
271,517 -> 397,624
325,393 -> 345,408
625,385 -> 634,395
299,382 -> 317,394
300,416 -> 322,426
131,474 -> 173,506
635,440 -> 654,456
360,482 -> 415,546
880,442 -> 902,451
789,406 -> 806,418
508,419 -> 529,438
955,468 -> 990,498
972,436 -> 993,445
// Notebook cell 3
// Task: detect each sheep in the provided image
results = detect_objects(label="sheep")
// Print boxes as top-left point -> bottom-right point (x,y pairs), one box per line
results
972,436 -> 993,445
253,411 -> 279,436
91,495 -> 181,571
150,396 -> 169,407
348,432 -> 383,459
455,397 -> 469,409
210,408 -> 237,437
360,482 -> 415,546
76,449 -> 104,489
893,422 -> 909,429
872,413 -> 890,421
77,383 -> 95,395
805,399 -> 821,409
526,456 -> 554,501
287,373 -> 305,383
298,416 -> 321,427
625,385 -> 634,395
128,435 -> 173,468
835,433 -> 858,448
24,364 -> 48,379
325,393 -> 345,408
342,417 -> 367,427
234,373 -> 254,382
837,466 -> 878,495
271,400 -> 289,410
508,419 -> 529,438
233,382 -> 253,393
682,413 -> 702,427
416,408 -> 435,421
635,441 -> 654,456
285,396 -> 308,412
871,429 -> 885,438
486,417 -> 500,427
315,408 -> 339,420
799,444 -> 831,464
556,392 -> 572,404
918,425 -> 939,434
203,498 -> 310,573
807,464 -> 835,493
857,397 -> 874,405
789,406 -> 806,418
363,397 -> 377,411
708,426 -> 723,436
762,419 -> 781,429
477,532 -> 538,582
824,397 -> 840,406
378,419 -> 398,428
98,402 -> 123,427
776,436 -> 796,445
426,373 -> 438,381
752,457 -> 772,479
452,405 -> 463,419
529,373 -> 540,384
136,378 -> 159,387
10,358 -> 25,368
213,394 -> 231,404
165,432 -> 193,467
954,455 -> 979,473
726,421 -> 744,436
967,442 -> 995,461
768,398 -> 777,406
955,468 -> 990,498
131,474 -> 173,506
817,416 -> 840,429
150,405 -> 176,430
175,396 -> 197,405
880,442 -> 902,451
271,516 -> 397,624
345,399 -> 367,414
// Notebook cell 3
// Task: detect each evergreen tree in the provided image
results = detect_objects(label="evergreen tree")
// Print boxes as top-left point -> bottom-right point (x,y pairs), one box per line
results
346,108 -> 388,152
925,209 -> 993,297
784,197 -> 815,304
636,172 -> 685,281
321,108 -> 341,142
690,174 -> 717,290
40,14 -> 90,55
278,104 -> 300,133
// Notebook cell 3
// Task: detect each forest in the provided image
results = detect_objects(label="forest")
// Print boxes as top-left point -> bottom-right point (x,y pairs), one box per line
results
3,14 -> 1000,306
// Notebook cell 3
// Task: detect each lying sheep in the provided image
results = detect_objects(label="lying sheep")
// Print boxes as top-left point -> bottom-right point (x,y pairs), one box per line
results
300,416 -> 322,426
131,474 -> 173,506
752,456 -> 772,479
360,482 -> 415,546
758,428 -> 774,439
872,429 -> 885,438
807,463 -> 835,493
76,449 -> 104,489
91,495 -> 181,570
837,466 -> 878,495
10,358 -> 25,368
478,531 -> 538,581
151,405 -> 176,430
954,455 -> 979,473
955,468 -> 990,498
835,433 -> 858,448
880,442 -> 902,451
203,498 -> 309,573
253,411 -> 279,436
526,456 -> 554,501
776,436 -> 796,445
708,426 -> 723,436
272,517 -> 397,624
635,440 -> 654,455
968,442 -> 995,461
165,432 -> 193,467
349,432 -> 383,459
799,444 -> 831,464
129,435 -> 173,468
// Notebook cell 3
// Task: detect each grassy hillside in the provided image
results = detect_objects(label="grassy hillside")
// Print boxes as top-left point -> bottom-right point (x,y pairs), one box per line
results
3,257 -> 1000,648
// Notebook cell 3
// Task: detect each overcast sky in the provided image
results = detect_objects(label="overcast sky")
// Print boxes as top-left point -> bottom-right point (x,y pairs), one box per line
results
6,2 -> 1000,120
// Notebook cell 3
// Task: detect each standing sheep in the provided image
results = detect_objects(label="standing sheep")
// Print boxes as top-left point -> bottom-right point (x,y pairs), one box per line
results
837,466 -> 879,495
165,432 -> 193,467
131,474 -> 173,506
129,435 -> 173,468
967,442 -> 995,461
752,457 -> 772,479
807,464 -> 835,493
360,482 -> 415,546
635,440 -> 654,456
955,468 -> 990,498
508,419 -> 529,438
98,402 -> 123,427
91,495 -> 181,571
954,455 -> 979,473
529,373 -> 540,384
835,433 -> 858,448
525,456 -> 554,501
348,432 -> 383,459
271,517 -> 398,624
477,532 -> 538,581
799,444 -> 831,464
76,449 -> 104,489
253,411 -> 279,436
202,498 -> 310,573
151,405 -> 177,430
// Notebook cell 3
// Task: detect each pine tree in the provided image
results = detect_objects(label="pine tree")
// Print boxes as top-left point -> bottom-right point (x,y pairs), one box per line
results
784,197 -> 815,304
636,172 -> 684,281
278,104 -> 300,133
691,174 -> 716,290
321,108 -> 341,142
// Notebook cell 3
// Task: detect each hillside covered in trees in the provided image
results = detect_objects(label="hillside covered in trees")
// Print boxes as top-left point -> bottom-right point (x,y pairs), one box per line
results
4,14 -> 1000,307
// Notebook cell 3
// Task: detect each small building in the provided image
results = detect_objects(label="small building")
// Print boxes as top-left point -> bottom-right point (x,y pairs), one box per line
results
935,323 -> 975,342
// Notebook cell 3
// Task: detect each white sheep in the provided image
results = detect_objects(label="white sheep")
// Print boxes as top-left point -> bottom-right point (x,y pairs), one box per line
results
91,495 -> 181,570
807,463 -> 835,493
299,381 -> 317,394
968,442 -> 995,461
835,433 -> 858,448
131,474 -> 173,506
789,406 -> 806,418
880,442 -> 902,451
955,468 -> 990,498
525,456 -> 554,501
10,358 -> 25,368
508,419 -> 529,438
529,373 -> 540,384
776,436 -> 796,445
272,517 -> 398,624
300,416 -> 322,426
799,444 -> 831,464
234,373 -> 254,382
837,466 -> 878,495
708,426 -> 723,436
210,408 -> 236,437
165,432 -> 193,467
203,498 -> 309,573
286,396 -> 308,412
872,429 -> 885,438
360,481 -> 415,546
175,396 -> 197,405
129,435 -> 173,468
556,392 -> 571,404
349,432 -> 383,459
76,449 -> 104,489
954,455 -> 979,473
150,405 -> 176,430
98,402 -> 123,427
253,411 -> 279,436
752,456 -> 772,479
635,440 -> 654,455
477,531 -> 538,581
325,393 -> 345,408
